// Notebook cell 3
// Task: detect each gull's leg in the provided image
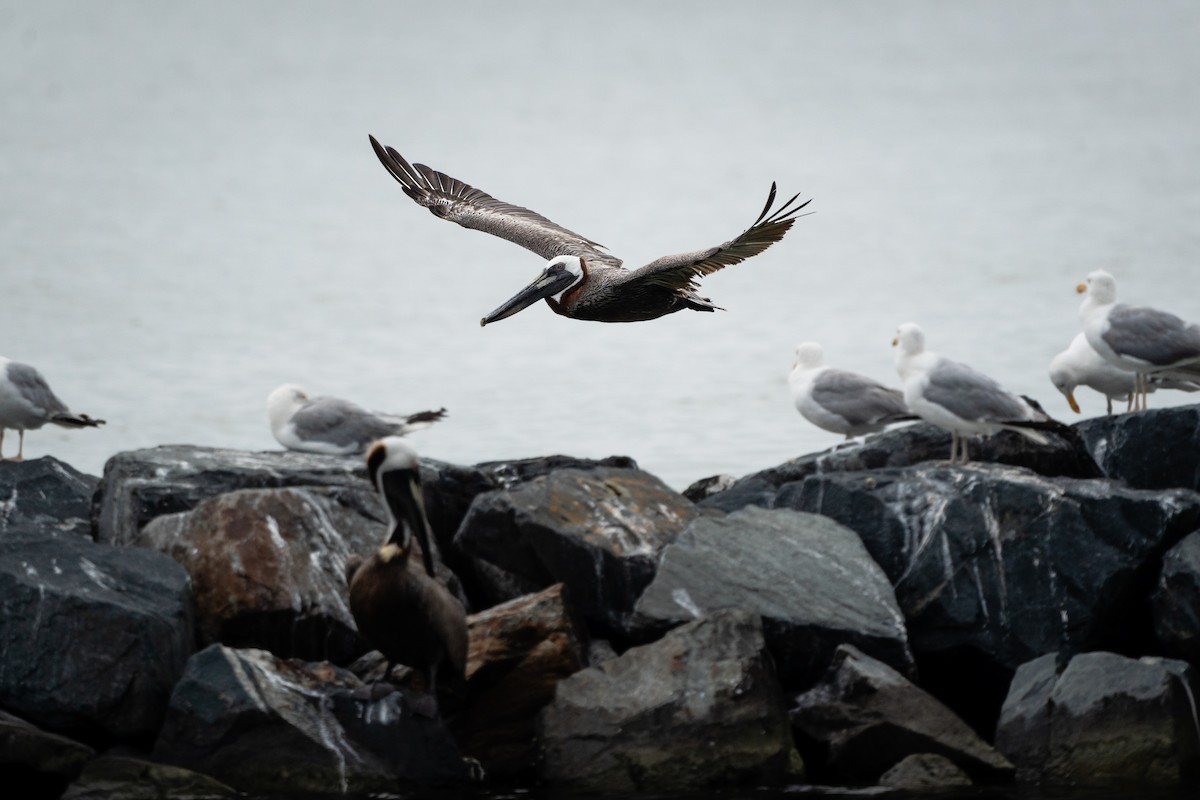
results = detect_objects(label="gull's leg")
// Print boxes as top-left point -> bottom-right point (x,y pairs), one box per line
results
948,432 -> 958,463
15,430 -> 25,462
960,436 -> 970,465
0,428 -> 5,460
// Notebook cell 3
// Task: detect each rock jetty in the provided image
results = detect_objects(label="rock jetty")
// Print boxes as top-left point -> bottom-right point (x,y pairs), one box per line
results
2,406 -> 1199,797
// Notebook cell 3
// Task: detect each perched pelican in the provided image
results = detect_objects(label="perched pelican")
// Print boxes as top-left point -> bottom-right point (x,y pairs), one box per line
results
892,324 -> 1057,464
1048,332 -> 1199,416
789,342 -> 916,439
267,383 -> 446,456
0,356 -> 104,461
348,436 -> 467,701
369,135 -> 811,325
1077,270 -> 1200,410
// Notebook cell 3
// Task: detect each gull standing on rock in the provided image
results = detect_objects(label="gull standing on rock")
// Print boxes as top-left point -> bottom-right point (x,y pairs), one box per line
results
369,135 -> 811,326
1077,269 -> 1200,411
789,342 -> 916,439
0,356 -> 105,461
1048,332 -> 1199,416
892,323 -> 1056,465
267,384 -> 446,456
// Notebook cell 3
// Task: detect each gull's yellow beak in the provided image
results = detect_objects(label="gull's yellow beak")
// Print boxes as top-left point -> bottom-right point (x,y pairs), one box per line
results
1066,391 -> 1081,414
891,336 -> 899,347
1076,282 -> 1087,294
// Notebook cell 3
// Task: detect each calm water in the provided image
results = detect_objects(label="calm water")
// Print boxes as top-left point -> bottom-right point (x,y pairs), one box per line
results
2,1 -> 1199,489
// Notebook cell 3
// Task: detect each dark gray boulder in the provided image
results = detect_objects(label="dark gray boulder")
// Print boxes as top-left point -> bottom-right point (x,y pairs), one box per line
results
991,652 -> 1061,783
152,644 -> 471,794
700,421 -> 1101,514
632,506 -> 913,688
995,651 -> 1200,786
0,457 -> 99,539
790,644 -> 1014,785
455,467 -> 700,635
777,462 -> 1200,732
0,709 -> 96,798
1076,403 -> 1200,491
1152,530 -> 1200,664
538,608 -> 798,793
0,530 -> 194,747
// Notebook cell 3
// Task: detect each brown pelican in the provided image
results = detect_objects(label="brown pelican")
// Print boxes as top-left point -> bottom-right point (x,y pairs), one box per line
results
789,342 -> 916,439
348,436 -> 467,700
369,135 -> 811,325
0,356 -> 105,461
892,324 -> 1059,464
1077,270 -> 1200,410
267,383 -> 446,456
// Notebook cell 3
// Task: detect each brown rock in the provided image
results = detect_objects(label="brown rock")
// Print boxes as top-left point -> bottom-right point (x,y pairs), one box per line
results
452,584 -> 587,779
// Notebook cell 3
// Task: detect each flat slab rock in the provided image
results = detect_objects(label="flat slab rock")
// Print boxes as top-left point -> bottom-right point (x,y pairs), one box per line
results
538,608 -> 797,793
633,506 -> 913,689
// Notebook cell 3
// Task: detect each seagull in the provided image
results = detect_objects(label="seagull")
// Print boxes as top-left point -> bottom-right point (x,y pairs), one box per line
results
347,436 -> 467,703
789,342 -> 916,439
1049,332 -> 1199,416
892,324 -> 1057,464
267,384 -> 446,456
1077,269 -> 1200,410
0,356 -> 105,461
369,135 -> 811,325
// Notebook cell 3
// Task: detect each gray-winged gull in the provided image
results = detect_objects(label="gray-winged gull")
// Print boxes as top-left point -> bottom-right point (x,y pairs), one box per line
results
0,356 -> 105,461
789,341 -> 916,439
369,135 -> 810,326
267,384 -> 446,456
1077,269 -> 1200,410
1049,332 -> 1199,416
892,323 -> 1055,464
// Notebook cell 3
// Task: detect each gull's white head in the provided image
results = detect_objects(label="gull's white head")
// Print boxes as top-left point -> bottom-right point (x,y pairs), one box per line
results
267,383 -> 309,430
1076,270 -> 1117,304
1047,351 -> 1081,412
793,342 -> 824,370
891,323 -> 925,356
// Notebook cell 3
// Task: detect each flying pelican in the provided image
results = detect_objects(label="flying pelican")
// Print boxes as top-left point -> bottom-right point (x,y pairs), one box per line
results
347,436 -> 467,703
1077,270 -> 1200,410
369,135 -> 811,325
0,356 -> 105,461
267,383 -> 446,456
1048,332 -> 1199,416
892,324 -> 1059,464
789,342 -> 916,439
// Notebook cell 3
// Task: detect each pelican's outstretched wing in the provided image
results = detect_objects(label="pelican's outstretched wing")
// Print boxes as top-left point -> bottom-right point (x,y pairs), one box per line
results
619,183 -> 811,294
370,135 -> 620,267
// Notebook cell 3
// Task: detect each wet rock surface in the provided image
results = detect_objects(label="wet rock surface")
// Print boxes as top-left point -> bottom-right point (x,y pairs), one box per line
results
633,506 -> 913,688
538,608 -> 797,793
2,411 -> 1199,797
995,651 -> 1200,786
1077,404 -> 1200,492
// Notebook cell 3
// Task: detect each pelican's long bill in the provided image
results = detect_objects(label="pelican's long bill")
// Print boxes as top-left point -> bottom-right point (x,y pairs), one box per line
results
479,267 -> 580,327
367,439 -> 437,578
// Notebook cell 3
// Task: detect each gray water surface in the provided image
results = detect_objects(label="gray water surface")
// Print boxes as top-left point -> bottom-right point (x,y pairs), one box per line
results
3,1 -> 1199,488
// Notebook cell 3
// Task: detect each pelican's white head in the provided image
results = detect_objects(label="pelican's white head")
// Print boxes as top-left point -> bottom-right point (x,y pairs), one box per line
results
267,383 -> 308,432
480,255 -> 586,326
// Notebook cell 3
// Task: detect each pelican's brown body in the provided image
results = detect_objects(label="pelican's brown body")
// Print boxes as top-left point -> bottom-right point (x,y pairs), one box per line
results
348,542 -> 467,690
348,437 -> 468,694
